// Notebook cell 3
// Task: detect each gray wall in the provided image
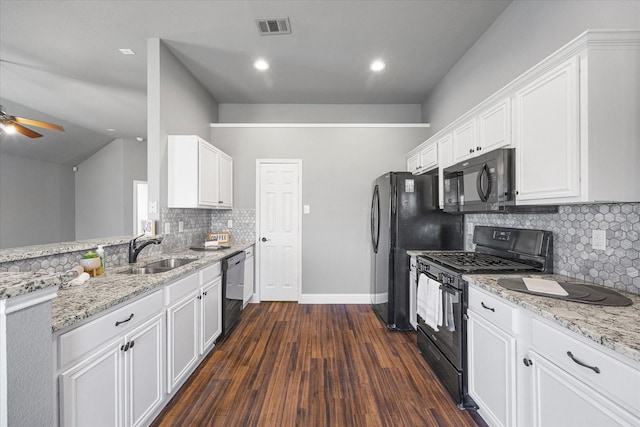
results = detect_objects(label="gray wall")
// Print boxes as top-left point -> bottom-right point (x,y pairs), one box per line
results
75,138 -> 147,240
0,153 -> 75,248
147,38 -> 219,221
421,0 -> 640,132
211,122 -> 429,295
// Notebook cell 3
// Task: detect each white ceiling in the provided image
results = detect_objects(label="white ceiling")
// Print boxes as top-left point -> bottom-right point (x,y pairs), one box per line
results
0,0 -> 511,165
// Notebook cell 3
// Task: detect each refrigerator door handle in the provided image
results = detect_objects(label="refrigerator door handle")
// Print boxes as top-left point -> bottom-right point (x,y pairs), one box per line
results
371,185 -> 380,253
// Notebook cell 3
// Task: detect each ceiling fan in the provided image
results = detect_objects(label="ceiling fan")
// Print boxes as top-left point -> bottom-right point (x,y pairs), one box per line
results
0,104 -> 65,138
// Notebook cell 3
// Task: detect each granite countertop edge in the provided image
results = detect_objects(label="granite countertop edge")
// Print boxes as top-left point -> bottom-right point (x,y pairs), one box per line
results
51,242 -> 254,333
463,273 -> 640,364
0,271 -> 65,300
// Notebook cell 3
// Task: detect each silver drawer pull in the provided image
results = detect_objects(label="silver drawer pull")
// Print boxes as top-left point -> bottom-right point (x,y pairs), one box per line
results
481,302 -> 495,312
115,313 -> 134,327
567,351 -> 600,374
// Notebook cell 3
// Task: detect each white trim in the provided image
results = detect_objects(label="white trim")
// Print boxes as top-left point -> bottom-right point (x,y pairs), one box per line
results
1,286 -> 58,315
212,123 -> 430,128
298,294 -> 372,304
255,159 -> 303,303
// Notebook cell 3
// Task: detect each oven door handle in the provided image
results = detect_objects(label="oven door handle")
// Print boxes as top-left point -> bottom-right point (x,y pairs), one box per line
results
438,285 -> 457,295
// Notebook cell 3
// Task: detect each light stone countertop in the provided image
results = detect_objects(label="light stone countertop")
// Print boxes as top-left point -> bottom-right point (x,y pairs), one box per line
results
51,242 -> 254,332
465,274 -> 640,364
0,271 -> 65,300
407,251 -> 640,364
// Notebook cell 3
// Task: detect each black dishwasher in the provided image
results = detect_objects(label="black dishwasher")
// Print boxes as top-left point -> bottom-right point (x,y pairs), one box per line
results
221,251 -> 246,339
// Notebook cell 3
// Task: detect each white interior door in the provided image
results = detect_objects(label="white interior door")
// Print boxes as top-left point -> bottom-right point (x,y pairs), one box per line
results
257,160 -> 301,301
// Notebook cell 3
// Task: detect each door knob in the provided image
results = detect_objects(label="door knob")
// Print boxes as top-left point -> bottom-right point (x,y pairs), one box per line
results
261,237 -> 270,242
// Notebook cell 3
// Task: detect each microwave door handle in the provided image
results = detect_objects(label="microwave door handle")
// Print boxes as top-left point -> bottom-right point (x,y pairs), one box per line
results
476,163 -> 491,202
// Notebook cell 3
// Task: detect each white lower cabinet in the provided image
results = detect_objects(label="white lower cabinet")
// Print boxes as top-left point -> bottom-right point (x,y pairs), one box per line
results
467,311 -> 516,427
167,263 -> 222,393
166,290 -> 200,393
59,313 -> 164,427
530,350 -> 639,427
57,260 -> 225,427
468,284 -> 640,427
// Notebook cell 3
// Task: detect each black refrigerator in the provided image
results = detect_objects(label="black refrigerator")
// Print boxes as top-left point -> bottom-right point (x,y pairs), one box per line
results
370,172 -> 463,331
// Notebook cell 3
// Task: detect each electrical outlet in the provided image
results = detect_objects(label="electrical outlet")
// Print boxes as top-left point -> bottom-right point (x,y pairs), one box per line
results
592,229 -> 606,251
227,219 -> 233,228
178,221 -> 184,232
164,222 -> 171,234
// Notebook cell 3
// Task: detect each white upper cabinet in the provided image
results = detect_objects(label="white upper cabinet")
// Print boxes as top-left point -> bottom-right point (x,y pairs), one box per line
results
478,98 -> 512,155
452,118 -> 478,163
515,32 -> 640,204
409,30 -> 640,206
168,135 -> 233,209
406,142 -> 438,175
514,57 -> 580,203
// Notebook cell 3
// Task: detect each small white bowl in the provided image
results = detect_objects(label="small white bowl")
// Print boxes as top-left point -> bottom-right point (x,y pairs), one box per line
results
80,257 -> 101,271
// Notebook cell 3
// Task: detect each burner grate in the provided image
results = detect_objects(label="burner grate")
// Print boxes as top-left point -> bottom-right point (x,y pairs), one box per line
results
421,251 -> 533,272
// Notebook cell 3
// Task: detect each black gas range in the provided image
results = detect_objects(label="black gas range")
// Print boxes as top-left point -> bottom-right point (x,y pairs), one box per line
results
415,226 -> 553,409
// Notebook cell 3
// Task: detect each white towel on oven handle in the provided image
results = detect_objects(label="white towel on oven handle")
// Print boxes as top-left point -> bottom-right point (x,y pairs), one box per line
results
416,273 -> 429,322
442,290 -> 457,332
418,274 -> 442,331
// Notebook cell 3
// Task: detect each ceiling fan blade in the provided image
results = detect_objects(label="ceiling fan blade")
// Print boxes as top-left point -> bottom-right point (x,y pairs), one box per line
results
14,116 -> 65,132
13,122 -> 43,138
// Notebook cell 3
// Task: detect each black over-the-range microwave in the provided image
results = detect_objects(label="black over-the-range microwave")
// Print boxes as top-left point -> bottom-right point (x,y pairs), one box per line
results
443,148 -> 516,213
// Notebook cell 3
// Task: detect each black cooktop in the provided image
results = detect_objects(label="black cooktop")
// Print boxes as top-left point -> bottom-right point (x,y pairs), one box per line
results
419,251 -> 538,273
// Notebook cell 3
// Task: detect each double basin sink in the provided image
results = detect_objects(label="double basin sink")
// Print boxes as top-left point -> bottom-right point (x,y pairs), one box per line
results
120,257 -> 197,275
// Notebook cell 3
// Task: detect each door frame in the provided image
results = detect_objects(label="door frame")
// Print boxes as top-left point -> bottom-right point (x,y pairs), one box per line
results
255,159 -> 303,303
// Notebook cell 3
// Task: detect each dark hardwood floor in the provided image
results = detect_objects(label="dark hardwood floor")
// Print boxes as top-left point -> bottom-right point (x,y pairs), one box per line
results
151,302 -> 481,427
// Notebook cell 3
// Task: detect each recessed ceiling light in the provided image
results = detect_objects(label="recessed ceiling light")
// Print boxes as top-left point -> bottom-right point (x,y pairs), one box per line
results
106,128 -> 116,132
118,48 -> 136,55
254,59 -> 270,71
136,137 -> 145,142
370,60 -> 386,72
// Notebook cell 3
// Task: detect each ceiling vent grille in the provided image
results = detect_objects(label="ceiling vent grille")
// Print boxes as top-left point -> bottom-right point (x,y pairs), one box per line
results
256,18 -> 291,35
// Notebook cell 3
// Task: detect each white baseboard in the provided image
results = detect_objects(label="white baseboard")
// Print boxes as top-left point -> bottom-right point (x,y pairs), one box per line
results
298,294 -> 372,304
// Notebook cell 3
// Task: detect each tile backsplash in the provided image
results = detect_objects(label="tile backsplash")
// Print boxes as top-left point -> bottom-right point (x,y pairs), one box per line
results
465,203 -> 640,295
210,208 -> 256,242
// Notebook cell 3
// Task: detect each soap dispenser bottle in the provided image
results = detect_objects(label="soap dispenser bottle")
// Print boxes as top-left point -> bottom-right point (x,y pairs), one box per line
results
96,245 -> 105,271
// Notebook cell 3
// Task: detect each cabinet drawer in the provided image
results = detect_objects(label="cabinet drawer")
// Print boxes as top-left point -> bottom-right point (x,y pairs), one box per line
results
468,286 -> 516,334
201,262 -> 221,284
58,289 -> 163,368
165,272 -> 200,305
532,318 -> 640,414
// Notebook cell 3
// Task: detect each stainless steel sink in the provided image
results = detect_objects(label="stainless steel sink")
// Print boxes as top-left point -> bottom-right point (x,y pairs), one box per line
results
145,258 -> 197,269
119,258 -> 197,274
120,267 -> 172,275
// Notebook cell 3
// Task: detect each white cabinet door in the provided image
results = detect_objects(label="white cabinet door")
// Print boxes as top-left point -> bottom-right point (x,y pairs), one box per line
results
167,292 -> 199,393
530,350 -> 640,427
452,118 -> 477,163
198,140 -> 220,207
478,98 -> 511,154
200,277 -> 222,354
243,248 -> 254,307
468,311 -> 517,427
125,314 -> 164,427
60,339 -> 123,427
419,144 -> 438,173
514,57 -> 580,203
218,152 -> 233,208
407,153 -> 420,174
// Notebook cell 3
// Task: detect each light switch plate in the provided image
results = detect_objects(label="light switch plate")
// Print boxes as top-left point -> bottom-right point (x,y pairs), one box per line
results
227,219 -> 233,228
178,221 -> 184,232
304,205 -> 310,214
164,222 -> 170,234
592,229 -> 606,251
149,201 -> 158,215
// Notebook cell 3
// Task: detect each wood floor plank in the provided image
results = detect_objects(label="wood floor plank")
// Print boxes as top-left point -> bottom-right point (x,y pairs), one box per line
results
151,302 -> 481,427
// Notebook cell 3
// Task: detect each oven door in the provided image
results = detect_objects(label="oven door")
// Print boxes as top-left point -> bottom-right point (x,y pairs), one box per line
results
416,270 -> 463,370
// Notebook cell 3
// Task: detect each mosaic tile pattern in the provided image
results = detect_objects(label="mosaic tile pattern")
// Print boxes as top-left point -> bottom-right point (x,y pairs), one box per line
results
160,208 -> 212,251
465,203 -> 640,295
210,208 -> 256,243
